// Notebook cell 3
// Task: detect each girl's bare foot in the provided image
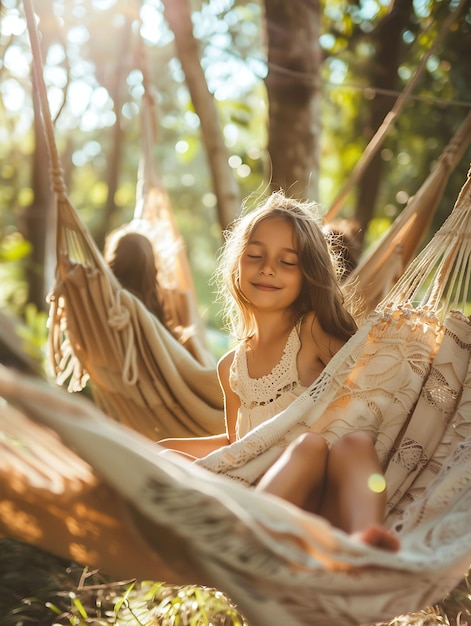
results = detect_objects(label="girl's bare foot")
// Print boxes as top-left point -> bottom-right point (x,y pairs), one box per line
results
352,525 -> 400,552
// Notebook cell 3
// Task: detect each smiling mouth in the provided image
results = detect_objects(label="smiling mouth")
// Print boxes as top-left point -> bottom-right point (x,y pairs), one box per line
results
252,282 -> 280,291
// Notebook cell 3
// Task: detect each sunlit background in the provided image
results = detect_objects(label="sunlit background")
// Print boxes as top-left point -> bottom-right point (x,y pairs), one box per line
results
1,0 -> 471,342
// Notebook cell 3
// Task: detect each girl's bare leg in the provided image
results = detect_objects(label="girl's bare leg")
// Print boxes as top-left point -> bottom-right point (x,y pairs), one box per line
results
320,432 -> 400,552
257,433 -> 328,512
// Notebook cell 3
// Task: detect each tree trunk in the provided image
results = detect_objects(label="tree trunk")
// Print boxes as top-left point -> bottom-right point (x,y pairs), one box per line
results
162,0 -> 240,231
354,0 -> 413,245
95,15 -> 133,251
264,0 -> 322,200
23,88 -> 55,311
22,1 -> 57,311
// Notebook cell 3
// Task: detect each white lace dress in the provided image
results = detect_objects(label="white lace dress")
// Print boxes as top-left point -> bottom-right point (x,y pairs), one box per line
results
229,324 -> 307,439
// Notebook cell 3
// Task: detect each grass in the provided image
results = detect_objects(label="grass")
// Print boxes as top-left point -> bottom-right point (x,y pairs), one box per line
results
1,540 -> 471,626
0,539 -> 248,625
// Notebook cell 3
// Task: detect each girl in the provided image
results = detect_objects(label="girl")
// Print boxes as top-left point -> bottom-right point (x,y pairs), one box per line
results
105,231 -> 207,364
159,191 -> 400,552
106,232 -> 166,323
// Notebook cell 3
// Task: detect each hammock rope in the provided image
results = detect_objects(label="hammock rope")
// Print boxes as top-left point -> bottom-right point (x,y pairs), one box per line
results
344,109 -> 471,315
384,170 -> 471,313
324,0 -> 470,221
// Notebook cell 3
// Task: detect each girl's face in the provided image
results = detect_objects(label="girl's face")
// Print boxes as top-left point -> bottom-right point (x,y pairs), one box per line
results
238,217 -> 303,315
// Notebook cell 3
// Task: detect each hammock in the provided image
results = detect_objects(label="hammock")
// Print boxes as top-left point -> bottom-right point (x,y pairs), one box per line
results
47,162 -> 224,437
104,187 -> 216,369
8,2 -> 471,623
49,250 -> 224,436
103,48 -> 216,369
14,0 -> 222,440
2,166 -> 471,626
344,110 -> 471,315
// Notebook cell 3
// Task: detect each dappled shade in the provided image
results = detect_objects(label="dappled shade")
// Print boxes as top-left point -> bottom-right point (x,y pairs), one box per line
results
0,401 -> 182,583
1,170 -> 471,626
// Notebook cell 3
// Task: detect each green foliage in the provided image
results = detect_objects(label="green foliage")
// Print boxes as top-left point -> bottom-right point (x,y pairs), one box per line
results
362,216 -> 393,253
0,540 -> 248,626
0,225 -> 49,370
320,0 -> 471,233
0,231 -> 32,313
3,0 -> 470,323
17,302 -> 49,369
146,583 -> 248,626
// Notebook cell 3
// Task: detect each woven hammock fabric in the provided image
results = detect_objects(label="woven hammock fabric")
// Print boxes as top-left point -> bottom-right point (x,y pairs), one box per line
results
1,325 -> 471,626
2,170 -> 471,625
49,257 -> 224,439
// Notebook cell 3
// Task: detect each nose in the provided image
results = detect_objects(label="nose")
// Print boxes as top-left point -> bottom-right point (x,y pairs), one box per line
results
259,259 -> 275,276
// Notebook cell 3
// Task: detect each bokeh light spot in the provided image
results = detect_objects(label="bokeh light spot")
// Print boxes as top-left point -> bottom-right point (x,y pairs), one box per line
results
368,473 -> 386,493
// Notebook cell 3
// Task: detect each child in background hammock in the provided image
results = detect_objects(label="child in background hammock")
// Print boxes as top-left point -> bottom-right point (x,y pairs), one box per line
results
105,231 -> 205,363
106,232 -> 167,323
159,191 -> 400,552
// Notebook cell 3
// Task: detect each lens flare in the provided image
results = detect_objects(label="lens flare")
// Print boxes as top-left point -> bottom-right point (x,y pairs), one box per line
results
368,473 -> 386,493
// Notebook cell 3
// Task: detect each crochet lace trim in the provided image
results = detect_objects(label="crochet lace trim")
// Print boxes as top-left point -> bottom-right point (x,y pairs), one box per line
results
230,324 -> 302,409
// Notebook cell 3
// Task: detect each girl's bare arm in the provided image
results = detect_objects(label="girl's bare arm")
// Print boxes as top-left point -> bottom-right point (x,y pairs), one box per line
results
157,350 -> 239,458
158,433 -> 230,458
217,349 -> 240,444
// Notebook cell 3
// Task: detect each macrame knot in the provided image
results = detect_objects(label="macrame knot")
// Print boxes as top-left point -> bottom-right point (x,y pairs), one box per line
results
108,303 -> 131,330
106,292 -> 138,384
49,164 -> 67,202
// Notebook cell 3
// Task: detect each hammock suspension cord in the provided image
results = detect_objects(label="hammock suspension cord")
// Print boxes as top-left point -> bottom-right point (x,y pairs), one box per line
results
324,0 -> 470,221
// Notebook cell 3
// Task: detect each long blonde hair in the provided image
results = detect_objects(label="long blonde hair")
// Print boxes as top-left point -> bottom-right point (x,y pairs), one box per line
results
215,191 -> 358,341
